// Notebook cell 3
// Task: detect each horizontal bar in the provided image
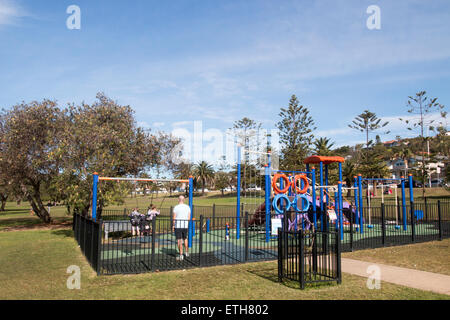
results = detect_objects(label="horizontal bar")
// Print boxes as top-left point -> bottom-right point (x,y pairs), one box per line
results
271,170 -> 313,174
98,177 -> 189,183
362,178 -> 402,181
240,149 -> 271,156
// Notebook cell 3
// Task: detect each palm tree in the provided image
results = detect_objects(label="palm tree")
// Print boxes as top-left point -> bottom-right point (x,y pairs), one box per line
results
342,160 -> 357,197
313,137 -> 335,156
193,161 -> 215,195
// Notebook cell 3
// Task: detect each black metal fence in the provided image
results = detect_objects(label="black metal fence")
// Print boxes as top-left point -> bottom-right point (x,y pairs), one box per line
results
73,213 -> 102,274
74,199 -> 449,276
93,212 -> 278,275
278,229 -> 341,289
339,200 -> 450,252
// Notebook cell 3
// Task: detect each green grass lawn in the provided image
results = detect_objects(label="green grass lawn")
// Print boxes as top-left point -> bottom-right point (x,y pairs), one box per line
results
343,239 -> 450,276
0,228 -> 448,300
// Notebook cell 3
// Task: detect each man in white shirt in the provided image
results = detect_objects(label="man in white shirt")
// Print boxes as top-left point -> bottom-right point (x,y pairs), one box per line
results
172,195 -> 191,261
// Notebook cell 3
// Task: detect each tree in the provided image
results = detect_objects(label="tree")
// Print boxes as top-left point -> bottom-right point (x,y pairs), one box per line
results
214,171 -> 231,196
56,93 -> 179,216
231,117 -> 262,150
348,110 -> 389,156
342,160 -> 357,197
193,161 -> 215,195
399,91 -> 446,196
231,117 -> 263,193
277,95 -> 316,170
313,137 -> 335,156
0,100 -> 66,223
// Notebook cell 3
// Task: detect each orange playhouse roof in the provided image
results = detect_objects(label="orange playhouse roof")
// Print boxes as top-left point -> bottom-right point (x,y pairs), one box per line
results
304,155 -> 345,165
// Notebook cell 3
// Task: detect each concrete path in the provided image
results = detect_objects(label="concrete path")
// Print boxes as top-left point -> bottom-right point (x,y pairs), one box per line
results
342,258 -> 450,295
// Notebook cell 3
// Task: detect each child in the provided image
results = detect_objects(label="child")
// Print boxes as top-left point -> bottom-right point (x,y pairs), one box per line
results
129,208 -> 141,236
144,204 -> 160,235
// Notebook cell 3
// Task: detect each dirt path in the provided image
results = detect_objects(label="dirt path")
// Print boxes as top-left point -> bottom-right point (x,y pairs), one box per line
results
342,258 -> 450,295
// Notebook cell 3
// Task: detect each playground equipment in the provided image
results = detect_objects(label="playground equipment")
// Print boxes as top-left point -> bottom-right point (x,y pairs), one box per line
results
360,175 -> 413,232
235,143 -> 417,242
90,173 -> 196,246
364,180 -> 400,229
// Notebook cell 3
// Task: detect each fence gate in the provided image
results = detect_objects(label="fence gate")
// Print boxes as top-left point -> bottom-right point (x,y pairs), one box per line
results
278,229 -> 341,289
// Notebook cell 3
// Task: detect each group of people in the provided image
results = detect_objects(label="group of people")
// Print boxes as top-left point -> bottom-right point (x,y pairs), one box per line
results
128,195 -> 191,262
128,204 -> 160,237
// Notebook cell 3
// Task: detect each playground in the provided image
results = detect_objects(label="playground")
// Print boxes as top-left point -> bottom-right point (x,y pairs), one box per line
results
68,143 -> 449,292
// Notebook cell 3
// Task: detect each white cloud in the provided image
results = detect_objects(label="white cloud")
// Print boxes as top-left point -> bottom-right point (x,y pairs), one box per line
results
0,0 -> 27,26
152,121 -> 165,128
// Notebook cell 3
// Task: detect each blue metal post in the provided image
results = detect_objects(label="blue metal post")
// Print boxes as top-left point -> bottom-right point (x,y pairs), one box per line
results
354,176 -> 359,231
334,191 -> 339,231
312,167 -> 317,229
325,164 -> 329,208
236,146 -> 241,240
401,176 -> 407,231
188,176 -> 194,248
358,174 -> 363,234
408,174 -> 414,203
264,164 -> 271,242
338,163 -> 344,239
319,162 -> 324,231
92,173 -> 99,221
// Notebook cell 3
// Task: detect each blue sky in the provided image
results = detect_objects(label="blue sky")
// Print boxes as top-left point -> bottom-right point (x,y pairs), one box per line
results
1,0 -> 449,161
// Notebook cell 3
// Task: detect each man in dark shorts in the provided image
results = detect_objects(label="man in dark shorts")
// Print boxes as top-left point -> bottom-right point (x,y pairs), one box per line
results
172,196 -> 191,261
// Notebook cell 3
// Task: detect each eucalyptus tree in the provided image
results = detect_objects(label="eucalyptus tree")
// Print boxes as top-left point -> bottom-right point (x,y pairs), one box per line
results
0,100 -> 65,222
57,93 -> 179,216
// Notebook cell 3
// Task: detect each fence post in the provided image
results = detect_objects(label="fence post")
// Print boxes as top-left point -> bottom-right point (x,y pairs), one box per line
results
299,231 -> 305,290
170,206 -> 173,226
350,208 -> 353,252
424,197 -> 428,222
438,200 -> 443,241
90,218 -> 95,265
151,217 -> 156,271
245,212 -> 249,262
312,231 -> 317,274
83,215 -> 87,255
381,203 -> 386,247
212,204 -> 216,230
199,215 -> 203,267
411,201 -> 416,243
336,231 -> 342,284
96,219 -> 103,275
278,228 -> 282,283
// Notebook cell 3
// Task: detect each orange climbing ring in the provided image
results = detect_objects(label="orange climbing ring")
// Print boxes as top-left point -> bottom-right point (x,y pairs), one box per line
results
272,173 -> 291,194
293,174 -> 309,194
